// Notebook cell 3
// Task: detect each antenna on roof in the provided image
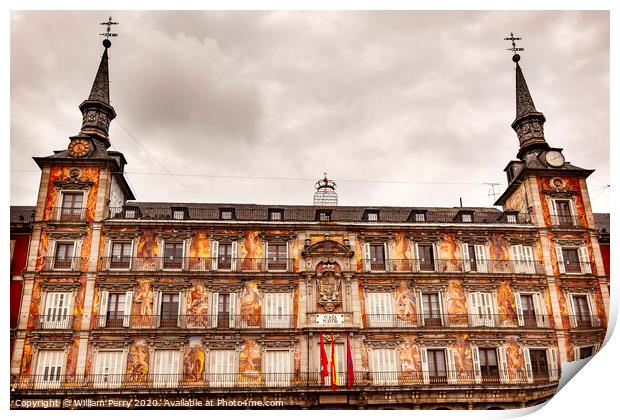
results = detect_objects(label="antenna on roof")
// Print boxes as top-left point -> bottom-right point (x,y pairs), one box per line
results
485,183 -> 500,202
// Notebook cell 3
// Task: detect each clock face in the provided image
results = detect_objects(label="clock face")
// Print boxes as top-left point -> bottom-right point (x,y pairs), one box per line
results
545,151 -> 565,167
68,139 -> 91,158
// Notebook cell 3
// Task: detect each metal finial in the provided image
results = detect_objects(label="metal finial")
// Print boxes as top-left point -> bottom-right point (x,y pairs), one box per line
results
504,32 -> 524,62
99,16 -> 119,48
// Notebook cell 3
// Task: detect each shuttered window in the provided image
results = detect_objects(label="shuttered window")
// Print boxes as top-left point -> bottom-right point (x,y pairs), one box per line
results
468,292 -> 495,327
264,292 -> 291,328
36,350 -> 64,388
264,350 -> 292,386
43,292 -> 71,329
509,244 -> 535,273
94,350 -> 124,388
371,348 -> 398,385
152,350 -> 180,387
209,350 -> 236,387
366,292 -> 393,327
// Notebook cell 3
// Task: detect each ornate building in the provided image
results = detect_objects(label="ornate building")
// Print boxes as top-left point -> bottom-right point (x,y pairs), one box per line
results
10,33 -> 609,410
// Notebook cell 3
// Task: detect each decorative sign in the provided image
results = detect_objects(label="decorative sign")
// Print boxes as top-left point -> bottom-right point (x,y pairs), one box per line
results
315,313 -> 345,325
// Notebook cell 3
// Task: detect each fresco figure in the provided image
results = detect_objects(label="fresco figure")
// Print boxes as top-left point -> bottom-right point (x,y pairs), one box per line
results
239,340 -> 261,383
186,281 -> 209,327
452,334 -> 474,382
127,339 -> 150,383
447,280 -> 468,325
131,278 -> 153,328
505,336 -> 525,381
241,231 -> 263,271
438,234 -> 460,272
136,230 -> 158,270
189,231 -> 210,270
183,342 -> 205,383
392,233 -> 412,271
398,336 -> 422,383
65,337 -> 80,380
240,281 -> 261,327
395,281 -> 417,324
497,280 -> 517,325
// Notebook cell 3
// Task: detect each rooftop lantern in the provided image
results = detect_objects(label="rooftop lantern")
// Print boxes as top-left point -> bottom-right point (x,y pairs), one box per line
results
313,173 -> 338,206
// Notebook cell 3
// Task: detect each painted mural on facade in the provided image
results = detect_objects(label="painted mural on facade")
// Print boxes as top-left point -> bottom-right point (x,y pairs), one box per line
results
452,334 -> 474,381
90,285 -> 100,329
65,336 -> 80,379
537,176 -> 587,228
505,336 -> 526,381
239,340 -> 261,382
240,231 -> 263,271
504,183 -> 528,213
127,339 -> 150,382
447,280 -> 468,325
437,234 -> 459,272
188,230 -> 210,270
392,232 -> 412,271
131,278 -> 154,328
395,281 -> 417,323
27,278 -> 42,329
35,230 -> 48,272
20,339 -> 32,377
240,280 -> 261,327
186,280 -> 209,327
398,335 -> 422,382
183,338 -> 205,383
72,276 -> 87,329
359,285 -> 366,327
497,280 -> 518,325
136,229 -> 159,270
43,166 -> 100,222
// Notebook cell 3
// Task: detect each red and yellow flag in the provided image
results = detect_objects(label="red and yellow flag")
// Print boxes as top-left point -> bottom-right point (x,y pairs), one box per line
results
319,333 -> 329,385
330,336 -> 338,391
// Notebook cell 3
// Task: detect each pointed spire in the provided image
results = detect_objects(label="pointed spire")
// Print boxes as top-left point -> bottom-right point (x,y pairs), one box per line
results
510,54 -> 549,159
77,41 -> 116,145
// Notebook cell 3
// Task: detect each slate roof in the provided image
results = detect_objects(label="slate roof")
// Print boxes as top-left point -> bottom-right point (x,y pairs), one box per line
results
10,206 -> 35,224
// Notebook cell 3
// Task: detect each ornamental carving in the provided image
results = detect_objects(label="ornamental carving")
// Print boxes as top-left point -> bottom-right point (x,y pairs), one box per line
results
315,262 -> 342,312
156,228 -> 194,240
105,230 -> 142,240
301,239 -> 354,258
53,169 -> 94,190
206,341 -> 238,350
259,232 -> 296,242
555,238 -> 586,246
259,340 -> 296,348
46,226 -> 87,239
365,340 -> 401,349
41,279 -> 81,291
504,235 -> 538,245
455,233 -> 489,245
407,233 -> 443,243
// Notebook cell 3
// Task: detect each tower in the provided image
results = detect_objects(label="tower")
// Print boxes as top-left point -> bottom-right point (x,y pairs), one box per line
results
495,36 -> 609,364
10,22 -> 134,376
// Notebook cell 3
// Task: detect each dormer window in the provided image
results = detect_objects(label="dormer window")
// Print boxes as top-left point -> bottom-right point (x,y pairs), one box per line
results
172,207 -> 188,220
365,210 -> 379,222
268,209 -> 284,221
506,213 -> 518,223
220,208 -> 235,220
316,210 -> 332,221
413,211 -> 427,222
455,211 -> 474,223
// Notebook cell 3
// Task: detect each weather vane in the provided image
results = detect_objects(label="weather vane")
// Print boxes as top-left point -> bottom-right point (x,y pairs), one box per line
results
99,16 -> 118,48
504,32 -> 524,62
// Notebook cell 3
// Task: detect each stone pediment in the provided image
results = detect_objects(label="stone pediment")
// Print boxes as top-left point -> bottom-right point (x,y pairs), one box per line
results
301,239 -> 354,258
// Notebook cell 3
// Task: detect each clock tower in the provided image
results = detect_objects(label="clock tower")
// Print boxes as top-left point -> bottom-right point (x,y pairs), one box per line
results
495,40 -> 609,364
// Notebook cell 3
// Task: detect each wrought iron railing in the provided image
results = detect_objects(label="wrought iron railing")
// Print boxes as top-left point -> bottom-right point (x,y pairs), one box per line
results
550,214 -> 582,228
94,314 -> 296,329
362,258 -> 545,274
362,313 -> 551,329
11,369 -> 558,391
99,257 -> 293,272
107,207 -> 531,224
32,315 -> 74,329
568,314 -> 602,329
40,257 -> 83,271
561,261 -> 593,274
47,207 -> 87,222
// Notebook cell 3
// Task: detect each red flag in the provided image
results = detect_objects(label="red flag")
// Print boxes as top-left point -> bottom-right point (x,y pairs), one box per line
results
330,336 -> 338,391
319,333 -> 329,385
346,336 -> 354,388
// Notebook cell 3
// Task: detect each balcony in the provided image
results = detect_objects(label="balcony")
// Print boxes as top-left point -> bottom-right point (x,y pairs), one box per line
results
99,257 -> 294,272
362,259 -> 545,275
40,257 -> 83,272
11,369 -> 558,392
94,314 -> 296,329
561,261 -> 592,275
48,207 -> 86,222
550,214 -> 582,228
363,313 -> 551,329
568,314 -> 602,329
32,314 -> 74,329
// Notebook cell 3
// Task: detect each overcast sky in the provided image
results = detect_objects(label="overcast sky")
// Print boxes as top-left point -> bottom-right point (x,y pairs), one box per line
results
10,11 -> 610,212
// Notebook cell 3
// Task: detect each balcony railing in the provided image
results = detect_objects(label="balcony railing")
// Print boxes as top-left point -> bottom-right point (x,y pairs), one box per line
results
550,214 -> 582,228
99,257 -> 294,272
48,207 -> 87,222
362,313 -> 550,329
94,314 -> 296,329
568,314 -> 602,329
107,207 -> 531,224
362,258 -> 544,274
32,315 -> 74,329
561,261 -> 593,275
40,257 -> 83,271
11,369 -> 558,392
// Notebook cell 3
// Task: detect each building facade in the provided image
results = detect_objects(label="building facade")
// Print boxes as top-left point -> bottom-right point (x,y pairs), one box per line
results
10,38 -> 609,410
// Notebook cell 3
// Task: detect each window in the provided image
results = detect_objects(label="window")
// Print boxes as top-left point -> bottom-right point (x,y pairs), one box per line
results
212,241 -> 237,270
424,349 -> 447,383
42,292 -> 71,328
477,348 -> 500,383
220,208 -> 235,220
172,209 -> 186,220
60,192 -> 83,220
54,242 -> 75,269
528,349 -> 548,381
413,211 -> 426,222
516,293 -> 544,327
319,342 -> 346,386
365,210 -> 379,222
509,244 -> 535,274
124,208 -> 136,219
110,242 -> 132,269
160,293 -> 180,327
363,243 -> 387,271
506,213 -> 517,223
576,346 -> 594,360
556,245 -> 591,275
163,242 -> 183,269
416,244 -> 436,271
370,348 -> 397,385
461,243 -> 488,273
552,199 -> 574,226
152,350 -> 180,387
267,243 -> 288,271
366,292 -> 394,327
36,350 -> 64,388
94,350 -> 124,388
211,292 -> 236,328
264,350 -> 292,386
107,293 -> 127,327
209,350 -> 236,387
268,209 -> 283,221
421,292 -> 442,326
571,295 -> 593,328
264,293 -> 291,328
317,210 -> 331,221
468,292 -> 495,327
461,213 -> 473,223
